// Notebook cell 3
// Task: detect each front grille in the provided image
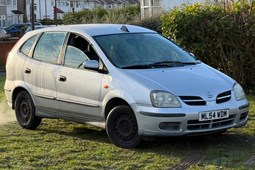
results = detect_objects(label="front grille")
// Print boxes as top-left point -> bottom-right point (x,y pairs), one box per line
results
216,91 -> 231,104
187,114 -> 236,131
179,96 -> 206,106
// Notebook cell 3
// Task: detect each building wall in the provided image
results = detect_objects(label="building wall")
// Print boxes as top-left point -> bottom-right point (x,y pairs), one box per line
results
141,0 -> 204,18
32,0 -> 138,21
0,0 -> 20,27
140,0 -> 162,18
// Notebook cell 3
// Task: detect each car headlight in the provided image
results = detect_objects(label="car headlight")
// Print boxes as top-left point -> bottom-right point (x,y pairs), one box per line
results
150,91 -> 181,108
233,83 -> 246,101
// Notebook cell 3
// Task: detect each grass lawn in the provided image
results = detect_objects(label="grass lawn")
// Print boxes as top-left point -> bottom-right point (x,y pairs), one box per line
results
0,76 -> 255,169
0,76 -> 5,99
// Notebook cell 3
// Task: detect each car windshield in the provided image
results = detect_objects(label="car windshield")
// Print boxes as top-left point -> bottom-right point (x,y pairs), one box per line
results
94,33 -> 198,69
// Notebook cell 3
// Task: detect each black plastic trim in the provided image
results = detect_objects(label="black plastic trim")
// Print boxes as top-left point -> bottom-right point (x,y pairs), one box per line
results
140,112 -> 186,117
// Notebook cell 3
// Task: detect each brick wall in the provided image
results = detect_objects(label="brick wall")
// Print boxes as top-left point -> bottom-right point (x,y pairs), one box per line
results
0,40 -> 18,66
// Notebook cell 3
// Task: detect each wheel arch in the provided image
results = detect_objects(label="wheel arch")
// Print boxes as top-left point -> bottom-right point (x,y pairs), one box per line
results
104,98 -> 130,120
12,87 -> 30,109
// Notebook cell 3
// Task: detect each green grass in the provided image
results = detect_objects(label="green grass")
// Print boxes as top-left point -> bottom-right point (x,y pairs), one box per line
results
0,76 -> 255,169
0,76 -> 5,99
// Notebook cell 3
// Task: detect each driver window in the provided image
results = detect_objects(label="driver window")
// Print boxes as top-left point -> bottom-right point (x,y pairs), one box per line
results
64,33 -> 99,68
64,45 -> 89,68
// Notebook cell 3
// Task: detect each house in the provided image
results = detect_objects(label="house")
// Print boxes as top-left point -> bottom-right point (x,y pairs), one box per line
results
0,0 -> 139,27
0,0 -> 26,27
141,0 -> 204,18
33,0 -> 139,20
34,0 -> 139,20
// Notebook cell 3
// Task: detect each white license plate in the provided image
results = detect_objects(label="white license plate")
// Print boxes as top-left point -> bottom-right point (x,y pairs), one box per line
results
199,110 -> 229,121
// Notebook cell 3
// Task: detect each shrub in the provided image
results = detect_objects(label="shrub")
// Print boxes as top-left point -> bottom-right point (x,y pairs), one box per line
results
63,9 -> 93,24
62,5 -> 165,33
162,1 -> 255,93
132,15 -> 162,33
63,6 -> 140,24
40,19 -> 63,25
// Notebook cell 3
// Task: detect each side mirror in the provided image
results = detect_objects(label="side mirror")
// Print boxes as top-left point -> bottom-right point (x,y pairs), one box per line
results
83,60 -> 99,70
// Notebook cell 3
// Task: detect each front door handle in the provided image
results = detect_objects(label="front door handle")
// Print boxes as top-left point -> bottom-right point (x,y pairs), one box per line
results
25,68 -> 31,74
59,76 -> 66,82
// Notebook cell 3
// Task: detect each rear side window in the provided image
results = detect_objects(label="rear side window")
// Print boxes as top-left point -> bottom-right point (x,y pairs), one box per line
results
20,35 -> 38,56
33,32 -> 66,63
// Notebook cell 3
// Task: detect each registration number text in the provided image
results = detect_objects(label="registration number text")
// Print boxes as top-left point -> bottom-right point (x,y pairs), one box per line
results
199,110 -> 229,121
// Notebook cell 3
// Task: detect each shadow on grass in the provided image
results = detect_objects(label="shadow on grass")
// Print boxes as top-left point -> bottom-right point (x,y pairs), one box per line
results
37,119 -> 110,144
36,119 -> 254,152
32,119 -> 255,168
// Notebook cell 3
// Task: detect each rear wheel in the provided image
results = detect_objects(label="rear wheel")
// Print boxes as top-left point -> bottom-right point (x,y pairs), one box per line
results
15,91 -> 41,130
106,105 -> 142,148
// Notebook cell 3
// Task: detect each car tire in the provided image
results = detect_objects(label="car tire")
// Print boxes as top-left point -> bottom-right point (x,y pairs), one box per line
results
106,105 -> 142,148
15,91 -> 41,130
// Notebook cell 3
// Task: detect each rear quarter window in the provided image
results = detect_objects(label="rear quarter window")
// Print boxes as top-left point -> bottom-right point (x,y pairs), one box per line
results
20,35 -> 38,57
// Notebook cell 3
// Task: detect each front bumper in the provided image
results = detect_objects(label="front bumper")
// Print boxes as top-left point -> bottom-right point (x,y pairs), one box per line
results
132,99 -> 249,136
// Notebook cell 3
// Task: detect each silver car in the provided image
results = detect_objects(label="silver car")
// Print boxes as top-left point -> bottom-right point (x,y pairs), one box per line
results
4,24 -> 249,148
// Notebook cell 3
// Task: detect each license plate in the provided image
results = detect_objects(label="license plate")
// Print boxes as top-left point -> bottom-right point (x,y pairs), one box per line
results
199,110 -> 229,121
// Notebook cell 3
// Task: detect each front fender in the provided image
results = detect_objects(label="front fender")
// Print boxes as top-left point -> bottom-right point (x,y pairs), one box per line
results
101,89 -> 136,118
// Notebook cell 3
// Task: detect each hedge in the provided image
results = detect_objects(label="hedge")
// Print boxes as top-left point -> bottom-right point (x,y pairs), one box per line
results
162,1 -> 255,93
63,6 -> 140,24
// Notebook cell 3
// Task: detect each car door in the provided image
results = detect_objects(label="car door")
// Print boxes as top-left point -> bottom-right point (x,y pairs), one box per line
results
56,33 -> 104,121
23,31 -> 67,114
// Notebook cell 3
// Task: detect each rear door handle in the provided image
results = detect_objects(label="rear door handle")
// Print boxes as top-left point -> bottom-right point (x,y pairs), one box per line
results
25,68 -> 31,74
59,76 -> 66,82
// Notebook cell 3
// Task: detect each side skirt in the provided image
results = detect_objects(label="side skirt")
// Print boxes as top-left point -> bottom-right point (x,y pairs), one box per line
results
35,109 -> 105,129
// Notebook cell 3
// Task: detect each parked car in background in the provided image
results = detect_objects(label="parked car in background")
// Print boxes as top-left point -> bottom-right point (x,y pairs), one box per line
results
4,23 -> 29,37
0,27 -> 11,39
4,24 -> 249,148
4,22 -> 42,37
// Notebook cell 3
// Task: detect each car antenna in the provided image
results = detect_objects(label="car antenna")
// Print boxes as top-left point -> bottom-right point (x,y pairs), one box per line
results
120,25 -> 129,32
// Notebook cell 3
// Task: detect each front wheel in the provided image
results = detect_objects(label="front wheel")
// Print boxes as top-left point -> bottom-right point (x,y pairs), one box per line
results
106,105 -> 142,148
15,91 -> 41,130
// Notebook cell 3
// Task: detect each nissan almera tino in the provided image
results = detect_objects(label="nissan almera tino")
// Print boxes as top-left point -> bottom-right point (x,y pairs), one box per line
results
4,24 -> 249,148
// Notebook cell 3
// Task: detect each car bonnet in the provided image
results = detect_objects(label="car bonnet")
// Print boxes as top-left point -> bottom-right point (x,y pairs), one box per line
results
122,63 -> 235,100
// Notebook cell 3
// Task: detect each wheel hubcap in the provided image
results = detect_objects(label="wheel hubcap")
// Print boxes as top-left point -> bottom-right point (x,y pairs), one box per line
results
19,99 -> 30,122
114,115 -> 137,141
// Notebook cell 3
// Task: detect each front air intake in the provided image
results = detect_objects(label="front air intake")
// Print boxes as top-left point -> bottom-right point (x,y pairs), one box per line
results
179,96 -> 206,106
216,91 -> 231,104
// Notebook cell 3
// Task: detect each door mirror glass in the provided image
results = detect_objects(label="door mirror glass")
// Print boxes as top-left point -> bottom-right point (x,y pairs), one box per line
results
83,60 -> 99,70
65,45 -> 89,68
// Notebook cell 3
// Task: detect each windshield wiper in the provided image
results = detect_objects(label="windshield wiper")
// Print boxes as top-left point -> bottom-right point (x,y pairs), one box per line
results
121,61 -> 200,69
149,61 -> 199,66
121,64 -> 154,69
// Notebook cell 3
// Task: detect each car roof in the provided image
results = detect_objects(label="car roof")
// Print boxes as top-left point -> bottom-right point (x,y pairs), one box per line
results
32,24 -> 155,36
